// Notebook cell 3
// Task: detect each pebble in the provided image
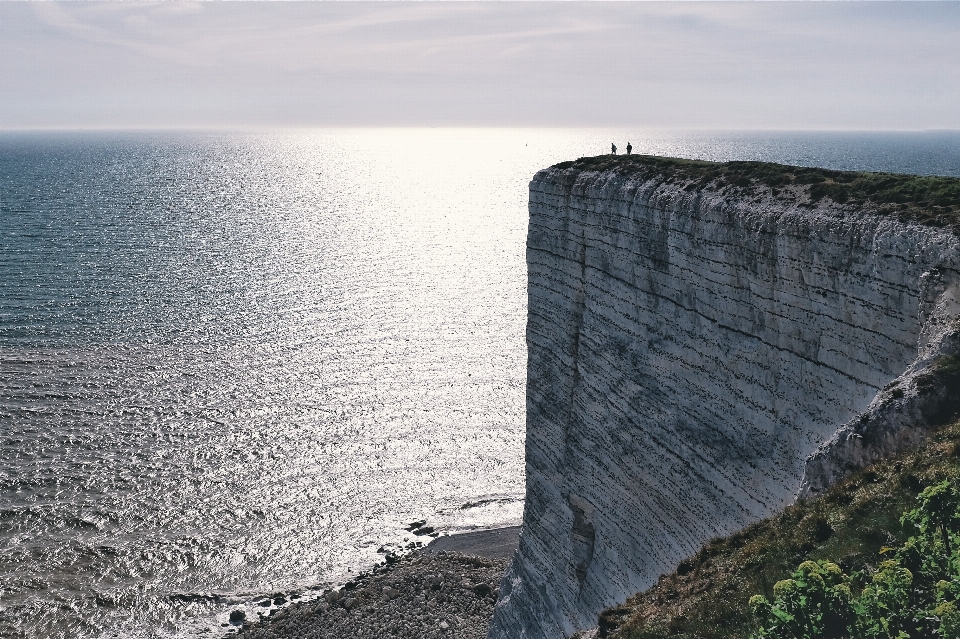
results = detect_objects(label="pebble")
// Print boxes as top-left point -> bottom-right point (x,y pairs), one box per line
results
237,552 -> 507,639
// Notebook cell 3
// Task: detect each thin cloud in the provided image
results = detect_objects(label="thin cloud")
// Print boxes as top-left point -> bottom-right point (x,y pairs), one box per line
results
2,2 -> 958,129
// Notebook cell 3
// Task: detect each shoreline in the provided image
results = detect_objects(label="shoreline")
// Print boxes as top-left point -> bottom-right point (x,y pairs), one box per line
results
422,526 -> 521,559
235,526 -> 521,639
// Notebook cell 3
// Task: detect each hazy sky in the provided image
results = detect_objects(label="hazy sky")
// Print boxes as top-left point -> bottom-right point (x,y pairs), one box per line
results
2,1 -> 959,130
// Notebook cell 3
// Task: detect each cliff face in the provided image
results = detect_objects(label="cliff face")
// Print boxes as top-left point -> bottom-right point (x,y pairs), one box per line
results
488,160 -> 960,639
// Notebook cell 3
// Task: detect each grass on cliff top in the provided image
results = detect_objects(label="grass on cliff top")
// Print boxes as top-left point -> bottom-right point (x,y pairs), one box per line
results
552,155 -> 960,232
596,418 -> 960,639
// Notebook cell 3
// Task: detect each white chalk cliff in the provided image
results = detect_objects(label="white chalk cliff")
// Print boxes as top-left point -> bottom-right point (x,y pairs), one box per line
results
488,159 -> 960,639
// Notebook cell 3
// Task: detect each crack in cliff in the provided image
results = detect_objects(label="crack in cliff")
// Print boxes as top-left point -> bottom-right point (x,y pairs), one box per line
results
561,237 -> 588,469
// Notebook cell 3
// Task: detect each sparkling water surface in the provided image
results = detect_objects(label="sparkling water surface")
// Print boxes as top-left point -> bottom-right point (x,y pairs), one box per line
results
1,129 -> 959,639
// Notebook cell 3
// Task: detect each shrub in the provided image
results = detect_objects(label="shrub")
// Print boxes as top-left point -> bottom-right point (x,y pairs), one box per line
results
750,481 -> 960,639
749,561 -> 853,639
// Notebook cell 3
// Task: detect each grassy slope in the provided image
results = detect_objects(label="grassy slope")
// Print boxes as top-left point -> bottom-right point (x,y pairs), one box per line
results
553,155 -> 960,232
595,420 -> 960,639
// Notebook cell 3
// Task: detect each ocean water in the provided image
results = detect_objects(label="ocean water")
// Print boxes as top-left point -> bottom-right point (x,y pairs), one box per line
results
1,128 -> 958,639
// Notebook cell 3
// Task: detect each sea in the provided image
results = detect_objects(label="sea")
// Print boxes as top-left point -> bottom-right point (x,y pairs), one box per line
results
1,128 -> 959,639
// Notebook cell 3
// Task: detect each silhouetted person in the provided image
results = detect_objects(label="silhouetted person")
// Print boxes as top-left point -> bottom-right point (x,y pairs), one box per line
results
626,142 -> 632,155
611,143 -> 617,155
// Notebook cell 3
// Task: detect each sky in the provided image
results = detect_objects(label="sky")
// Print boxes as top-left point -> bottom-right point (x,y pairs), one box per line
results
1,1 -> 959,131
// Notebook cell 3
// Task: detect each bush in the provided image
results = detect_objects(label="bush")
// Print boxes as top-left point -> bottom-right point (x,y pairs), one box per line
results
749,561 -> 853,639
750,481 -> 960,639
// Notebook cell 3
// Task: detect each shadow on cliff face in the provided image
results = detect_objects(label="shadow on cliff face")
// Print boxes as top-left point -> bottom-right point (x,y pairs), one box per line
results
568,495 -> 596,585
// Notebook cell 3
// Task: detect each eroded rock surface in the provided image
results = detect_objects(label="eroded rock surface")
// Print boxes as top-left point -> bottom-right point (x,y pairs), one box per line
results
488,162 -> 960,639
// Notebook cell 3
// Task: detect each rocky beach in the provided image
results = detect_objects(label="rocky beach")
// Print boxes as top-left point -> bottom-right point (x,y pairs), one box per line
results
234,527 -> 520,639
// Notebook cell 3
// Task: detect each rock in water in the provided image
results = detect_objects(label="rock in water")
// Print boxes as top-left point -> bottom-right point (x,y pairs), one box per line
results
488,158 -> 960,639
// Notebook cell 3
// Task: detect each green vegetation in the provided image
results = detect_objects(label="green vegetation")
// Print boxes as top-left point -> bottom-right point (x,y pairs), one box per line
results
598,420 -> 960,639
553,155 -> 960,232
750,480 -> 960,638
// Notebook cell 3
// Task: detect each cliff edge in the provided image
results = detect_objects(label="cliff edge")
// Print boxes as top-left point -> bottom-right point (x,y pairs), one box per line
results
488,156 -> 960,639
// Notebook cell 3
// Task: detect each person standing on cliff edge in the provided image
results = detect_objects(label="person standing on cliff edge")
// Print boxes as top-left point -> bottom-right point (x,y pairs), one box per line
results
626,142 -> 632,155
611,143 -> 617,155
